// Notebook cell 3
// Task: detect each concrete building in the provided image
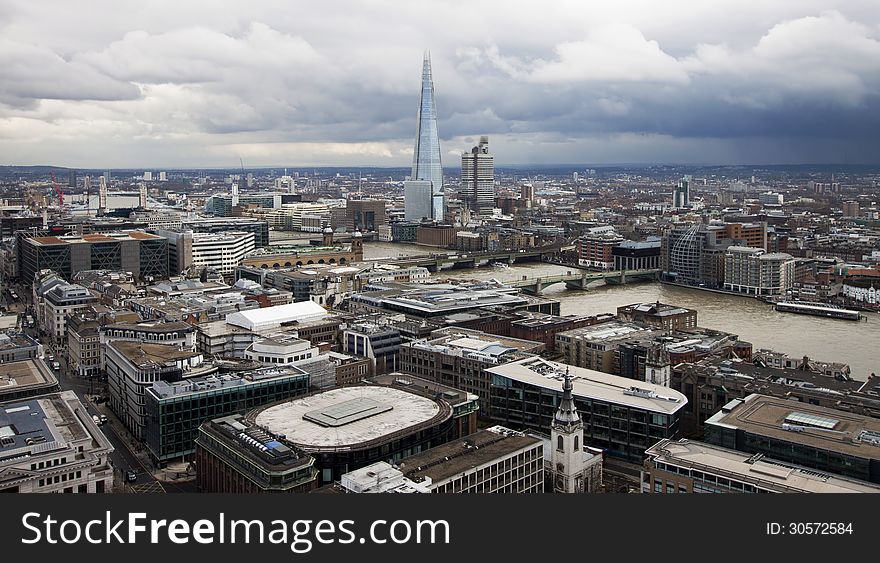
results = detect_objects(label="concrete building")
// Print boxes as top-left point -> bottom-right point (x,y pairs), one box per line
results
248,385 -> 457,484
0,391 -> 114,493
106,341 -> 216,440
724,246 -> 796,296
346,199 -> 387,232
416,223 -> 458,247
399,331 -> 541,408
485,357 -> 688,463
66,313 -> 102,378
612,239 -> 661,271
644,438 -> 880,493
460,136 -> 495,213
397,425 -> 543,493
157,229 -> 255,279
341,320 -> 402,375
144,365 -> 311,464
556,322 -> 657,373
195,413 -> 318,493
244,334 -> 320,365
182,217 -> 270,248
617,302 -> 697,332
508,312 -> 612,351
704,394 -> 880,484
0,332 -> 43,364
0,359 -> 59,402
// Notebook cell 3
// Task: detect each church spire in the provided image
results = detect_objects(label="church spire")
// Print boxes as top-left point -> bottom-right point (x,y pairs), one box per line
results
553,366 -> 581,429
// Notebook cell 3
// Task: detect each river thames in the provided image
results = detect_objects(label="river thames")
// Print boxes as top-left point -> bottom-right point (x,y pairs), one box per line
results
363,242 -> 880,380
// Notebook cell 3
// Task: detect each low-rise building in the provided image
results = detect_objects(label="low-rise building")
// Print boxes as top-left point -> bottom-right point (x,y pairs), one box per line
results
195,413 -> 318,493
0,359 -> 60,402
616,302 -> 697,332
704,394 -> 880,484
144,365 -> 311,464
0,391 -> 114,493
643,438 -> 880,493
106,341 -> 217,439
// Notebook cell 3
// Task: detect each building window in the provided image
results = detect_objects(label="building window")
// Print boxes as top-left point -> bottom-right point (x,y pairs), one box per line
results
574,436 -> 579,451
557,436 -> 564,452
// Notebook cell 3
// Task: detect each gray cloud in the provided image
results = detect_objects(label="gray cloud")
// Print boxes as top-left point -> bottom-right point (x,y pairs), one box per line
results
0,1 -> 879,166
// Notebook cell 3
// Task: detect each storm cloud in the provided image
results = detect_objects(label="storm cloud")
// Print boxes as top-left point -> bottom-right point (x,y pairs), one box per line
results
0,0 -> 878,167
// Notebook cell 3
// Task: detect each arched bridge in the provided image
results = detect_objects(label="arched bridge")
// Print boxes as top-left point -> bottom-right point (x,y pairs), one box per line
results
508,269 -> 660,295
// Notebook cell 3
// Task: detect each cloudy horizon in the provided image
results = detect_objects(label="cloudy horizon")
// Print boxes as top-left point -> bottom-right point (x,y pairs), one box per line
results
1,1 -> 879,168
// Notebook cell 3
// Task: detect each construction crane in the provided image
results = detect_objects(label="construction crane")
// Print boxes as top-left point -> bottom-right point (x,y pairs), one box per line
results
49,171 -> 64,213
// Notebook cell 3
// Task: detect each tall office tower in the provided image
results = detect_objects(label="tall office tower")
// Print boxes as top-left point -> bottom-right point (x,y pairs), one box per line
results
67,169 -> 77,188
97,176 -> 107,217
673,176 -> 691,209
159,171 -> 167,182
572,172 -> 578,182
105,170 -> 111,184
520,183 -> 535,205
139,183 -> 148,209
143,171 -> 153,182
460,136 -> 494,213
405,52 -> 444,221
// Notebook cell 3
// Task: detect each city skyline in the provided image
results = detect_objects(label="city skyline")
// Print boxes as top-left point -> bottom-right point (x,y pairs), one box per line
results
1,1 -> 880,167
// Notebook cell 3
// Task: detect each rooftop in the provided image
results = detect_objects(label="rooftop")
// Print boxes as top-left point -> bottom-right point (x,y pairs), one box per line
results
226,300 -> 328,331
0,392 -> 99,459
397,426 -> 543,484
252,386 -> 450,451
647,438 -> 880,493
486,357 -> 688,414
148,365 -> 309,400
110,341 -> 202,368
28,231 -> 163,246
705,394 -> 880,458
0,360 -> 58,396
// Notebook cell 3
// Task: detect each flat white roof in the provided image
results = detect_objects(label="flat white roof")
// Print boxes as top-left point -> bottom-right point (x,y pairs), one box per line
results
226,300 -> 327,331
254,386 -> 443,450
485,357 -> 687,415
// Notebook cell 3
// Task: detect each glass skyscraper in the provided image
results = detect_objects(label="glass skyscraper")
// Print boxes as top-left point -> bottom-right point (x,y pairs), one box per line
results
405,52 -> 444,221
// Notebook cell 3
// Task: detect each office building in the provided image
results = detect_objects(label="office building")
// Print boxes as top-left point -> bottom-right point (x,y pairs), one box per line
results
342,320 -> 402,374
0,332 -> 43,365
144,365 -> 310,463
704,394 -> 880,484
485,357 -> 688,463
842,201 -> 861,217
617,302 -> 697,332
0,391 -> 114,493
346,199 -> 387,232
182,217 -> 270,248
612,239 -> 661,271
672,176 -> 690,209
460,136 -> 494,213
399,331 -> 541,407
244,334 -> 319,365
508,312 -> 611,351
644,438 -> 880,493
157,229 -> 255,279
405,53 -> 444,221
0,359 -> 59,402
106,341 -> 216,440
195,413 -> 318,493
723,246 -> 796,296
19,231 -> 169,284
368,373 -> 480,438
67,313 -> 102,378
248,384 -> 457,484
396,426 -> 543,493
555,322 -> 657,373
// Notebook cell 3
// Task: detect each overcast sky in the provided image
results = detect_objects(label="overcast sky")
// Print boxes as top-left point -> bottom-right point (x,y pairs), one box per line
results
1,0 -> 879,168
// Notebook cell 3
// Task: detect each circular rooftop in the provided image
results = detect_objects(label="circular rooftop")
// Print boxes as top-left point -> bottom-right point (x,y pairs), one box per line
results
253,386 -> 448,451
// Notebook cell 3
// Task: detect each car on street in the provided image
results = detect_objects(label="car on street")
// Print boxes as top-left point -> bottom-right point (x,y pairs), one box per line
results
126,470 -> 138,483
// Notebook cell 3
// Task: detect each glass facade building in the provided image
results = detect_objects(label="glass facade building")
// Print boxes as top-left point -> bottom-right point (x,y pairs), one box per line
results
406,52 -> 444,221
143,368 -> 310,463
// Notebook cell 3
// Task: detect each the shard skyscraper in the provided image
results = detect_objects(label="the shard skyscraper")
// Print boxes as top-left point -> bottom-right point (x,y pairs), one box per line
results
405,52 -> 444,221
